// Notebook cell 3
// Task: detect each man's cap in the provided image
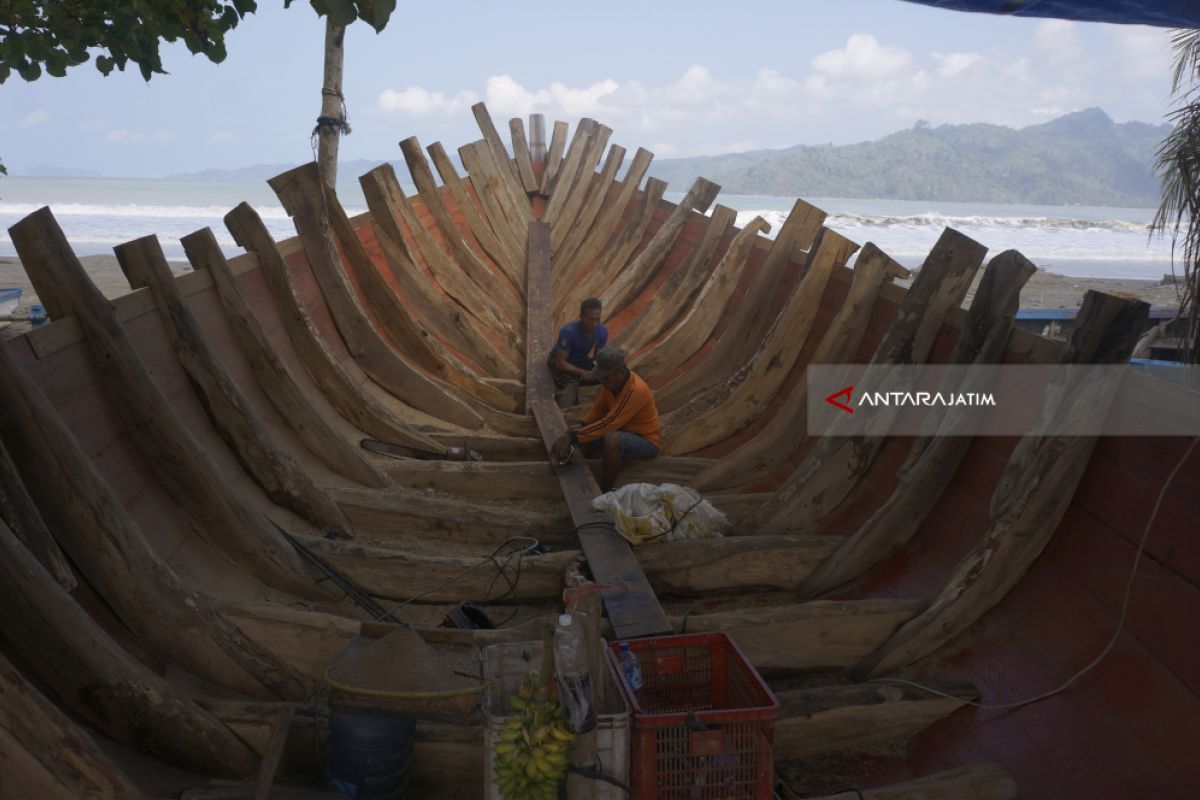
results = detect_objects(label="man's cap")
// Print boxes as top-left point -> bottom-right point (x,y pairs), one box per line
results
592,346 -> 627,379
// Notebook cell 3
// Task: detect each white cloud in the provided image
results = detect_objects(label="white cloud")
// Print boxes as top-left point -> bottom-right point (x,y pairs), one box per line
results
376,86 -> 478,115
812,34 -> 911,81
1033,19 -> 1083,66
106,129 -> 172,144
18,109 -> 49,128
208,131 -> 237,142
1110,27 -> 1172,79
933,51 -> 980,77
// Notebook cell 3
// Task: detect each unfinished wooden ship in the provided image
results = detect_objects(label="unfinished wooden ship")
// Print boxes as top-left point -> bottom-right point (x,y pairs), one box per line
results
1,104 -> 1196,800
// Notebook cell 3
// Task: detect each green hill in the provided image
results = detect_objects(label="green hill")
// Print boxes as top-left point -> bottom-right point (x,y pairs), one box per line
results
647,108 -> 1169,207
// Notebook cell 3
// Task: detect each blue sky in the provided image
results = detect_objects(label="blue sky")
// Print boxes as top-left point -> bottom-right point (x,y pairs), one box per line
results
0,0 -> 1176,178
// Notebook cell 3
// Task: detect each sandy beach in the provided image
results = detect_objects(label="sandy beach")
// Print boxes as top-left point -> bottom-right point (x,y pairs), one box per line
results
2,252 -> 1186,313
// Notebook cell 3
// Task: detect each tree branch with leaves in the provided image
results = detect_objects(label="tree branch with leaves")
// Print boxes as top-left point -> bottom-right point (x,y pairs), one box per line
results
1152,29 -> 1200,363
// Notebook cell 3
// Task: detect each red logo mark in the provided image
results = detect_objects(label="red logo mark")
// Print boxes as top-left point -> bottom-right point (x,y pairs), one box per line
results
825,385 -> 855,414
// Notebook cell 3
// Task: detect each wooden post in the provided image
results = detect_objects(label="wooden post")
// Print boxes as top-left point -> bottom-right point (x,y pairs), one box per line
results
529,113 -> 546,162
316,19 -> 346,190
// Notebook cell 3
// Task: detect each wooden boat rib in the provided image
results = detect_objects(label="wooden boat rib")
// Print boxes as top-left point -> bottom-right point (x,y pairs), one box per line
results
1,102 -> 1197,799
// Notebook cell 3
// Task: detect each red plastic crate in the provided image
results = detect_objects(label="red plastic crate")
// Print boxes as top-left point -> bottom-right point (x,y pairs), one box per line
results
607,632 -> 779,799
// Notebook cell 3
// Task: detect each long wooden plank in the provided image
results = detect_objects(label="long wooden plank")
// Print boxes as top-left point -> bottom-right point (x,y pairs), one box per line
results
509,117 -> 539,193
774,680 -> 977,759
559,177 -> 668,327
552,143 -> 627,270
9,208 -> 321,599
269,164 -> 484,429
223,204 -> 445,453
116,235 -> 356,537
0,518 -> 260,778
859,290 -> 1149,677
0,649 -> 146,798
427,140 -> 519,278
360,164 -> 523,380
459,141 -> 529,273
399,136 -> 523,309
0,436 -> 75,590
182,229 -> 387,487
543,119 -> 598,226
749,228 -> 987,534
540,120 -> 569,194
556,147 -> 654,293
651,199 -> 826,410
548,122 -> 613,253
600,177 -> 721,316
472,101 -> 523,191
0,342 -> 313,700
525,221 -> 671,638
691,243 -> 904,491
662,228 -> 858,454
619,204 -> 737,353
631,216 -> 770,378
798,250 -> 1035,598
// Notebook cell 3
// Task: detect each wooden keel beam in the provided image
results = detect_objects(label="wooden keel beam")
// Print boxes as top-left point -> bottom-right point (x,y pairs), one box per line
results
115,235 -> 356,537
794,764 -> 1017,800
859,290 -> 1149,678
0,344 -> 315,699
619,203 -> 737,354
798,250 -> 1035,598
750,228 -> 987,534
223,204 -> 444,453
600,177 -> 721,316
269,164 -> 485,429
8,208 -> 321,598
0,519 -> 259,778
773,680 -> 978,759
526,221 -> 672,638
0,649 -> 146,798
663,227 -> 858,454
691,243 -> 902,492
182,228 -> 387,487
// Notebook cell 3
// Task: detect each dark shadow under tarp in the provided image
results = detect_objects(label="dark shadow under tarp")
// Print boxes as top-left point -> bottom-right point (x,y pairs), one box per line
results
900,0 -> 1200,28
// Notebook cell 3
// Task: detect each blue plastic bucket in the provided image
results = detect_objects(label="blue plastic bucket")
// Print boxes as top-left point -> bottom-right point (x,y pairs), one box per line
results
327,711 -> 416,799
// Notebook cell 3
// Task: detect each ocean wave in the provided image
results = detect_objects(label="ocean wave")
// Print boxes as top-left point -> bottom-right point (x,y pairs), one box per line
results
730,208 -> 1149,234
0,202 -> 367,220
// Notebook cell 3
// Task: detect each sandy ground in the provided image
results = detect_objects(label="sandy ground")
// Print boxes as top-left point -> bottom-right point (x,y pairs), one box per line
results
1,252 -> 1186,328
896,266 -> 1185,311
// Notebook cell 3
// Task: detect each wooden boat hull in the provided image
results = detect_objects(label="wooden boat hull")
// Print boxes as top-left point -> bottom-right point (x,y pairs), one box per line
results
0,104 -> 1195,799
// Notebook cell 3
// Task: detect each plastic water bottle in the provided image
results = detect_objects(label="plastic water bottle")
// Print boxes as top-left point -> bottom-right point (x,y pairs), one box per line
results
617,641 -> 643,692
553,613 -> 596,733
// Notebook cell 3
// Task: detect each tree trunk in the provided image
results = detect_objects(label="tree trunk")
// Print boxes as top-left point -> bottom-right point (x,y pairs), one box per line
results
317,19 -> 345,190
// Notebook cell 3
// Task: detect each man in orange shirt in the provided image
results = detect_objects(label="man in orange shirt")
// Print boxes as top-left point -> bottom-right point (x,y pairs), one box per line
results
551,347 -> 661,490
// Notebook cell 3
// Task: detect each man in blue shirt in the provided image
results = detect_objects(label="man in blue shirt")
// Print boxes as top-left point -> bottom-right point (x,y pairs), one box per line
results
549,297 -> 608,408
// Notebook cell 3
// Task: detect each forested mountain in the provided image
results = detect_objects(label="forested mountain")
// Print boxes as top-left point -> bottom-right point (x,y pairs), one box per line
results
648,108 -> 1168,206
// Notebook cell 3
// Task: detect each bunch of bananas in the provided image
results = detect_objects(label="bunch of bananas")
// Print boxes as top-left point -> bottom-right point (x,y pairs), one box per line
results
493,669 -> 575,800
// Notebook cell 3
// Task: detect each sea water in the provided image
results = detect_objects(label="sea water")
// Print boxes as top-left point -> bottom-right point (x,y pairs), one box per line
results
0,176 -> 1176,279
